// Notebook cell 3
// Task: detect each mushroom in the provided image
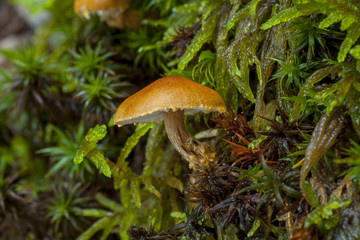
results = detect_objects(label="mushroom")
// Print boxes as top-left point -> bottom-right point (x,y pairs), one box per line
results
74,0 -> 142,29
114,76 -> 227,169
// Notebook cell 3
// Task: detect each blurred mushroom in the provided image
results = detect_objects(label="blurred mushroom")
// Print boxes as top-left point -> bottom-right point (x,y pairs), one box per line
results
74,0 -> 142,29
114,76 -> 227,169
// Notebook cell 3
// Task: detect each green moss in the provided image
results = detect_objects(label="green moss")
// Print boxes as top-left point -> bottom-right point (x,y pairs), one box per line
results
1,0 -> 360,239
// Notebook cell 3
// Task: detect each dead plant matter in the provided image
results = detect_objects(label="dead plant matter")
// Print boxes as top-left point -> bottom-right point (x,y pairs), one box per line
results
168,23 -> 201,58
258,106 -> 313,159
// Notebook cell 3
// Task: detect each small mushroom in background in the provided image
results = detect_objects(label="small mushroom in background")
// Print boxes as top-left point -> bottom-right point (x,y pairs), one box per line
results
114,76 -> 227,170
74,0 -> 142,29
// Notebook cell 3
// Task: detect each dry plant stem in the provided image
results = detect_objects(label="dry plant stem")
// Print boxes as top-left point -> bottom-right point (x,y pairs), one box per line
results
164,109 -> 216,169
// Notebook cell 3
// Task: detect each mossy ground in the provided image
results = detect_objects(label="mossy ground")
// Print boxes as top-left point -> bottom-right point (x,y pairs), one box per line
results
0,0 -> 360,239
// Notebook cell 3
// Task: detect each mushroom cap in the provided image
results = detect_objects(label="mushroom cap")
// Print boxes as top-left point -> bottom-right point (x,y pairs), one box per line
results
74,0 -> 131,19
114,76 -> 227,126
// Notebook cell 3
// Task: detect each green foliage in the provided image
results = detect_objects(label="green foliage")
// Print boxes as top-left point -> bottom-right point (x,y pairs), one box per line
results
74,123 -> 177,239
261,0 -> 360,62
76,73 -> 131,114
305,70 -> 353,114
286,61 -> 360,124
305,198 -> 351,233
337,140 -> 360,184
271,55 -> 314,92
76,193 -> 123,240
68,43 -> 114,77
350,44 -> 360,72
74,125 -> 111,178
0,87 -> 15,127
177,0 -> 267,103
0,148 -> 13,175
178,2 -> 219,71
38,124 -> 93,179
238,164 -> 263,182
47,183 -> 90,239
171,211 -> 187,222
247,218 -> 261,237
192,50 -> 216,87
143,124 -> 168,177
146,0 -> 188,17
117,123 -> 156,166
350,45 -> 360,57
0,42 -> 71,133
300,107 -> 345,206
1,44 -> 55,82
126,27 -> 169,74
239,156 -> 300,209
113,123 -> 158,203
162,1 -> 202,38
288,17 -> 331,62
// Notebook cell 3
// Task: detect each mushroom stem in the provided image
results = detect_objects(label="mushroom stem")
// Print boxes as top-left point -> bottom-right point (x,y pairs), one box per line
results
163,109 -> 216,169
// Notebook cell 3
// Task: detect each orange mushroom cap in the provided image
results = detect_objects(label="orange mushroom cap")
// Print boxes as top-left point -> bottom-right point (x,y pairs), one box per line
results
114,76 -> 227,126
74,0 -> 131,19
